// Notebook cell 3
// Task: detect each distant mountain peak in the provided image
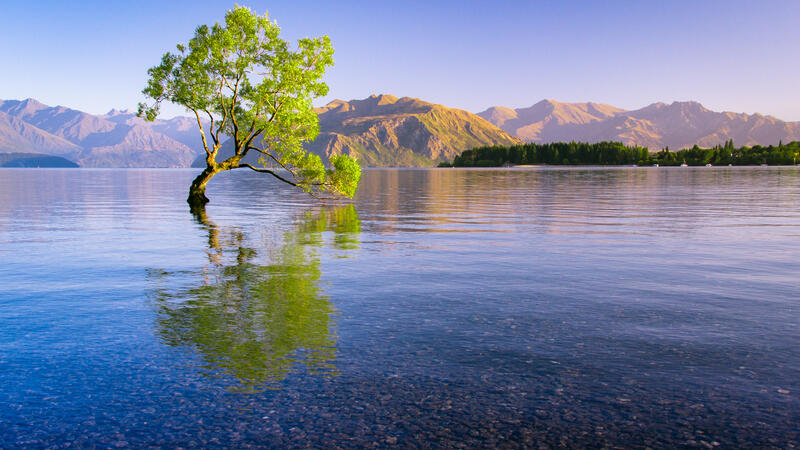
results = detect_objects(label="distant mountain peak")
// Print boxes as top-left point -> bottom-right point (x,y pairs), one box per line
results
0,97 -> 50,117
21,98 -> 45,107
367,93 -> 399,105
669,100 -> 708,111
671,100 -> 701,106
480,99 -> 800,150
105,108 -> 131,116
478,106 -> 518,128
316,94 -> 434,118
323,99 -> 348,107
479,99 -> 625,140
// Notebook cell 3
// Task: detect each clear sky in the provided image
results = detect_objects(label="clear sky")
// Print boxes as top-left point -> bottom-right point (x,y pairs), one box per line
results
2,0 -> 799,120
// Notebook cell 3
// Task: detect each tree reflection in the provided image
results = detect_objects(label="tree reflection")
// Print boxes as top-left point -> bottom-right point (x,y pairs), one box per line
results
148,205 -> 360,391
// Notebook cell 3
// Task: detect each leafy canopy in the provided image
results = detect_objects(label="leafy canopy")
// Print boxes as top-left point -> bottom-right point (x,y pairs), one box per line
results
138,5 -> 360,198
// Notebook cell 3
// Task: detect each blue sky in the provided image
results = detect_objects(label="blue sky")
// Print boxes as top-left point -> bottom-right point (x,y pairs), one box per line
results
2,0 -> 799,120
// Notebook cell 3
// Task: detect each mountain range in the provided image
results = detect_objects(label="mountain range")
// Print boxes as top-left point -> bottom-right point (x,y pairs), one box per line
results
0,99 -> 206,167
2,96 -> 799,168
479,100 -> 800,150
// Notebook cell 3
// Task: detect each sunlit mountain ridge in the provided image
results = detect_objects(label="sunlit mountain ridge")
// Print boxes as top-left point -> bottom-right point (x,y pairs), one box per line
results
479,99 -> 800,150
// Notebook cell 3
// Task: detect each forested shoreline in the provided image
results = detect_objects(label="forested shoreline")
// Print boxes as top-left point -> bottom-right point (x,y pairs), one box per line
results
445,140 -> 800,167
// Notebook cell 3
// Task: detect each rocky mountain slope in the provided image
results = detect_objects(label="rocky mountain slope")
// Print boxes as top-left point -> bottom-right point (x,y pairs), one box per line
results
193,94 -> 521,168
479,100 -> 800,150
309,94 -> 520,166
0,110 -> 81,157
0,99 -> 206,167
479,100 -> 624,142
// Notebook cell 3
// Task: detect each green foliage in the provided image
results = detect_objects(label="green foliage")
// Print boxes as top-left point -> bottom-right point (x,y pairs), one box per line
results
650,140 -> 800,166
326,155 -> 362,198
138,5 -> 360,200
451,140 -> 800,167
452,142 -> 651,166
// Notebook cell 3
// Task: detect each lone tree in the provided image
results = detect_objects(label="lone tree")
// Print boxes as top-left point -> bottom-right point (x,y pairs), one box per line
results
138,6 -> 360,208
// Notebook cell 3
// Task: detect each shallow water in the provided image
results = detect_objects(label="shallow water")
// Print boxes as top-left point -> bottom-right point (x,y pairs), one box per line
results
1,167 -> 798,447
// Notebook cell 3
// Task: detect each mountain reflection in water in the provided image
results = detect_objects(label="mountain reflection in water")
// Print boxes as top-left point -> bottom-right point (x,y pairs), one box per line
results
147,205 -> 360,390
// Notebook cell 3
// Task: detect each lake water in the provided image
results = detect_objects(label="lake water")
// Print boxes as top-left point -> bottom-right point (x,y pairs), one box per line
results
0,167 -> 798,447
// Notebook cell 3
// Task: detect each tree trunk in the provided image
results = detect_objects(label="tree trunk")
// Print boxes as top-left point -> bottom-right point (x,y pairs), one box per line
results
187,167 -> 217,208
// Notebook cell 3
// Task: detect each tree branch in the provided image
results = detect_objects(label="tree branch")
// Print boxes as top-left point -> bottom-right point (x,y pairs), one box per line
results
246,145 -> 297,177
191,108 -> 211,156
214,78 -> 228,147
242,129 -> 264,155
238,163 -> 298,186
204,109 -> 218,147
230,73 -> 242,155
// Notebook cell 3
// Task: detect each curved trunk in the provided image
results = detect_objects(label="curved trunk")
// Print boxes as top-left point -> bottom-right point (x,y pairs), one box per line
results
187,167 -> 217,208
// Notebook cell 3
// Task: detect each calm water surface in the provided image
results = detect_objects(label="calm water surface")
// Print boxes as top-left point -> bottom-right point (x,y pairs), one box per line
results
0,167 -> 798,448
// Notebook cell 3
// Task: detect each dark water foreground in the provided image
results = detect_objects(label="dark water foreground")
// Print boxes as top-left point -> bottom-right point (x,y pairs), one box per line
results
0,167 -> 798,448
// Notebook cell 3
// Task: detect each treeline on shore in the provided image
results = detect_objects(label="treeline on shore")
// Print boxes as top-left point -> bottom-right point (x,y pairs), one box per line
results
444,140 -> 800,167
0,153 -> 79,168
